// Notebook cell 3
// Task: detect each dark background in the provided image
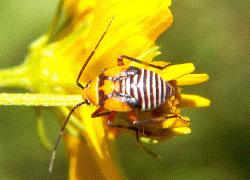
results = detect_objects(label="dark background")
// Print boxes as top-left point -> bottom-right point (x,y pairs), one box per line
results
0,0 -> 249,179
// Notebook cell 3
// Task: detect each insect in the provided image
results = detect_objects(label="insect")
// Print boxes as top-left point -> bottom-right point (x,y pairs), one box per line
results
49,17 -> 175,172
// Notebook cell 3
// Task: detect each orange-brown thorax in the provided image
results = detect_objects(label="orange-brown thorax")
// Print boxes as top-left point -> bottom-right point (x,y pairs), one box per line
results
82,77 -> 99,105
82,66 -> 134,112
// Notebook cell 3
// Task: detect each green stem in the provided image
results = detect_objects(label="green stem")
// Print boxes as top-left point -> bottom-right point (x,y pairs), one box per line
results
0,93 -> 82,106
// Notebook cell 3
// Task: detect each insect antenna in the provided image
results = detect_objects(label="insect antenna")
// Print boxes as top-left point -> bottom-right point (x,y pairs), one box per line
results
49,101 -> 87,173
76,16 -> 115,89
49,17 -> 115,173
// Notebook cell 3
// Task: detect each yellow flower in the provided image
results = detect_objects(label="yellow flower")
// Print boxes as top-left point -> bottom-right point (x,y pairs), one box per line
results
0,0 -> 210,179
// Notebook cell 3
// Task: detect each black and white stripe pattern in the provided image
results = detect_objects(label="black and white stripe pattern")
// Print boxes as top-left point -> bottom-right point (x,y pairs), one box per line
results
117,68 -> 174,111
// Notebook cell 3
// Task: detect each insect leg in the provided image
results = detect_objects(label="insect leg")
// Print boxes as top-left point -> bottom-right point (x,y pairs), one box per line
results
135,130 -> 161,159
49,101 -> 86,173
107,116 -> 160,159
107,121 -> 137,132
118,55 -> 171,70
133,117 -> 165,126
76,17 -> 115,89
91,107 -> 112,118
133,114 -> 187,126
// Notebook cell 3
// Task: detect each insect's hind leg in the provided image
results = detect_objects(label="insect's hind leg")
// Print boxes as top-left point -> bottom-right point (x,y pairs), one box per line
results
135,130 -> 161,159
117,55 -> 171,70
132,114 -> 189,127
107,121 -> 160,159
107,121 -> 137,131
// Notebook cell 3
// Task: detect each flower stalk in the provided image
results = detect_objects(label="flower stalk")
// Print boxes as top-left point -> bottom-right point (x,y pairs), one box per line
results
0,93 -> 82,106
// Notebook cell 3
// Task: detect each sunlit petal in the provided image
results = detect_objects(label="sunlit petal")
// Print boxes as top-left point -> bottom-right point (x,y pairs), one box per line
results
176,73 -> 209,86
172,127 -> 191,134
181,94 -> 211,107
160,63 -> 195,81
77,0 -> 173,83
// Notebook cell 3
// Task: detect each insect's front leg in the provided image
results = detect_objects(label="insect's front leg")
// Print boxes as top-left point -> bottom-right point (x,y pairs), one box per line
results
132,114 -> 188,127
91,106 -> 112,118
107,121 -> 136,131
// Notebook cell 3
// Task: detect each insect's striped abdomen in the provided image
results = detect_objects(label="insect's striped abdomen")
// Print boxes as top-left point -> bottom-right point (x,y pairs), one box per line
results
117,67 -> 174,111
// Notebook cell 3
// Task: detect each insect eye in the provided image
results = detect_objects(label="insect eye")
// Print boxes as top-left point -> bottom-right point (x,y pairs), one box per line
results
86,99 -> 91,105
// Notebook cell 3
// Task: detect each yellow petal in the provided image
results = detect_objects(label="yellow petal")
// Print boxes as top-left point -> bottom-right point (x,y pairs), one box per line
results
160,63 -> 195,81
64,0 -> 94,17
172,127 -> 191,134
176,73 -> 209,86
77,0 -> 173,83
181,94 -> 211,107
173,117 -> 191,128
66,105 -> 123,180
66,136 -> 104,180
136,47 -> 161,62
66,135 -> 122,180
32,0 -> 173,89
79,106 -> 105,158
162,118 -> 176,128
63,0 -> 95,33
162,117 -> 190,129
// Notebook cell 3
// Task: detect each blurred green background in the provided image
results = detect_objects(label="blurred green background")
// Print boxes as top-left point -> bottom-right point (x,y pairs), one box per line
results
0,0 -> 249,179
